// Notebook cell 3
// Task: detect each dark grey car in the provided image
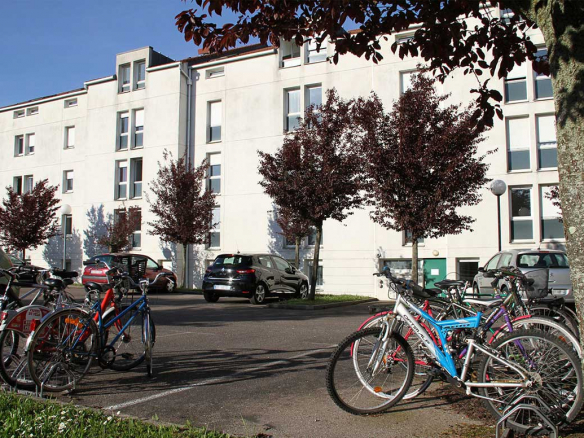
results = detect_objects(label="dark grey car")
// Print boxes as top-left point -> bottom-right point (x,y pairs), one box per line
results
472,249 -> 572,302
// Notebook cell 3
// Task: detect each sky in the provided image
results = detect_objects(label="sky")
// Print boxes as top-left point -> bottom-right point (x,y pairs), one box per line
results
0,1 -> 240,108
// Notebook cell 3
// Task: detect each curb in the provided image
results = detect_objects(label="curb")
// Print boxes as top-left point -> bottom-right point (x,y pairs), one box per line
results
267,298 -> 377,310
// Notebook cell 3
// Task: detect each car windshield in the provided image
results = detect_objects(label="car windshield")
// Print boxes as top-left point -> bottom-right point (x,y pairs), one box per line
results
213,255 -> 252,267
517,253 -> 569,269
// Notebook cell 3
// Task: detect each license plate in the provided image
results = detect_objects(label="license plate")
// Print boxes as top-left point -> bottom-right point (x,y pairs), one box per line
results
214,285 -> 232,291
552,289 -> 570,296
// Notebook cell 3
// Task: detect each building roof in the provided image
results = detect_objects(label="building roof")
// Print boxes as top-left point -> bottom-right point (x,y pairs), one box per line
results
183,43 -> 274,66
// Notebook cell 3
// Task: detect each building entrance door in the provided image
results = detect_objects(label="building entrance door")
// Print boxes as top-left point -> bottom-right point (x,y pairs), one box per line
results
423,258 -> 447,288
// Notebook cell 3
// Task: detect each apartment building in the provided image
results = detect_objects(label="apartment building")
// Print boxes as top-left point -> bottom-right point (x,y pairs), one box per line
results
0,9 -> 562,298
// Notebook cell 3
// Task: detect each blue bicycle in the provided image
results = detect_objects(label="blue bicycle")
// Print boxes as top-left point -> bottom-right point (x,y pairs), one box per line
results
25,265 -> 171,392
326,267 -> 583,434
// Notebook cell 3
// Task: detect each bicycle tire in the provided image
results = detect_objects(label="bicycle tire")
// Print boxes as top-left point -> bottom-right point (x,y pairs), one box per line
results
326,327 -> 414,415
27,308 -> 98,392
0,329 -> 35,389
529,305 -> 579,337
108,306 -> 147,371
144,311 -> 155,377
360,312 -> 434,399
478,329 -> 583,434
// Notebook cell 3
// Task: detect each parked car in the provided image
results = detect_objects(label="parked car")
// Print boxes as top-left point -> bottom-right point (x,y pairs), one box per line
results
82,253 -> 177,293
7,255 -> 49,285
472,249 -> 573,302
202,253 -> 310,304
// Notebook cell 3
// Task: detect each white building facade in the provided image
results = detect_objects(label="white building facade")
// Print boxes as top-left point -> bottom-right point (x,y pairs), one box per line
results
0,9 -> 563,299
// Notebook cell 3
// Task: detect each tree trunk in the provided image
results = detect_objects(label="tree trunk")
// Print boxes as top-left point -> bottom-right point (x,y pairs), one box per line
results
308,225 -> 322,301
181,244 -> 188,289
532,1 -> 584,364
21,248 -> 26,262
294,236 -> 300,270
411,239 -> 419,284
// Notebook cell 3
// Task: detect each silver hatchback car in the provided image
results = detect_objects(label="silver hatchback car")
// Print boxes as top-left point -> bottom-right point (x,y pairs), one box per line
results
472,249 -> 572,302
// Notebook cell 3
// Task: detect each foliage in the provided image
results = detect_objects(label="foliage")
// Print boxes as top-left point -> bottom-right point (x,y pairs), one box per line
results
275,205 -> 311,269
258,89 -> 364,298
175,0 -> 547,130
97,206 -> 141,253
147,152 -> 216,287
356,74 -> 490,280
0,179 -> 59,259
545,185 -> 563,223
0,391 -> 232,438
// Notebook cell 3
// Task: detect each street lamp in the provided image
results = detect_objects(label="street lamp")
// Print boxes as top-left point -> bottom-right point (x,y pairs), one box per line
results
60,204 -> 72,270
489,180 -> 507,252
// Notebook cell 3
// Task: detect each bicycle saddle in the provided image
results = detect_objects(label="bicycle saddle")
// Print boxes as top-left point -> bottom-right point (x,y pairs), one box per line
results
463,297 -> 503,308
434,279 -> 466,289
409,283 -> 442,299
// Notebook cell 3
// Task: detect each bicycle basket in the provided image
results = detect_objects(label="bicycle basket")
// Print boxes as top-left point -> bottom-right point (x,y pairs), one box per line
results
129,259 -> 147,283
523,268 -> 549,299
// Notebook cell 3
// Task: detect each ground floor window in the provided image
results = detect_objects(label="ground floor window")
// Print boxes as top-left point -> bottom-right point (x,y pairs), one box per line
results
306,260 -> 323,286
457,259 -> 480,283
382,259 -> 423,284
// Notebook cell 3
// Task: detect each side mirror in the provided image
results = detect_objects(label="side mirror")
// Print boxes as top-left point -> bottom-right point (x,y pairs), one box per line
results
478,267 -> 485,273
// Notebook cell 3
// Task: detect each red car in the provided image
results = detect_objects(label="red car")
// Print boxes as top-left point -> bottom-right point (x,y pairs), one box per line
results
82,253 -> 177,293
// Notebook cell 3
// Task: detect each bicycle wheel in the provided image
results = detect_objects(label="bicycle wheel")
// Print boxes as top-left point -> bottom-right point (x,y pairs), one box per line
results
360,313 -> 434,399
108,306 -> 147,371
491,316 -> 581,358
0,329 -> 35,389
326,327 -> 414,415
529,305 -> 579,337
144,311 -> 155,377
27,308 -> 98,392
478,329 -> 583,434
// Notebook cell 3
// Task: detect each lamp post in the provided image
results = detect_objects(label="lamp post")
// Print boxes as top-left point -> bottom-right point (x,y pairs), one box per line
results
489,180 -> 507,252
60,204 -> 72,270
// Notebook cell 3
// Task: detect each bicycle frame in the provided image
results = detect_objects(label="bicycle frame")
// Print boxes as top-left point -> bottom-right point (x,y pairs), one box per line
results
390,292 -> 530,389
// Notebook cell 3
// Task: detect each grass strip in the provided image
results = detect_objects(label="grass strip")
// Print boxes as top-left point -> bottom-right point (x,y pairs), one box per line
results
285,294 -> 373,306
0,390 -> 232,438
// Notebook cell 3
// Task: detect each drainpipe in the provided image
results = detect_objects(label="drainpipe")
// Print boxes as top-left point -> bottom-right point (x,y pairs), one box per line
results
180,63 -> 194,287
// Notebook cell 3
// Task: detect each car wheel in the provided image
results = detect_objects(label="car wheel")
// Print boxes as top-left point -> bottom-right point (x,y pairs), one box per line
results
165,278 -> 176,293
203,291 -> 220,303
297,282 -> 309,300
473,283 -> 480,297
250,283 -> 267,305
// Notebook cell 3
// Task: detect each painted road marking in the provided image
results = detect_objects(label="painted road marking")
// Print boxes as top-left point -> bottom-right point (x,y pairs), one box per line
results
105,346 -> 336,411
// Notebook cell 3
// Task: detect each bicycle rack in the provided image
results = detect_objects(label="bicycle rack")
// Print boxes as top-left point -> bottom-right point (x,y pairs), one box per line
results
495,394 -> 558,438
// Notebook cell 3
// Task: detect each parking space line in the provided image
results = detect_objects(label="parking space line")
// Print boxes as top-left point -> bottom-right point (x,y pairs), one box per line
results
104,345 -> 336,411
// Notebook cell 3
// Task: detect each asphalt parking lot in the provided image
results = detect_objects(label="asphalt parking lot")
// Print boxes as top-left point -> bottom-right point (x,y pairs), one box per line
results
22,290 -> 485,437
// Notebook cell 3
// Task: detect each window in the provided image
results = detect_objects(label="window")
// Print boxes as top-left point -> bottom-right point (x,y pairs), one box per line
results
115,161 -> 128,199
27,107 -> 39,116
12,177 -> 22,195
273,257 -> 291,272
485,254 -> 501,271
281,40 -> 301,67
258,256 -> 274,269
306,260 -> 323,286
119,64 -> 131,92
541,186 -> 563,240
537,115 -> 557,169
118,112 -> 129,150
63,170 -> 74,193
285,88 -> 301,132
65,126 -> 75,149
383,259 -> 424,283
208,101 -> 222,142
499,253 -> 513,268
25,134 -> 35,155
14,135 -> 24,156
457,259 -> 479,283
284,236 -> 296,247
534,49 -> 553,100
13,110 -> 24,119
511,187 -> 533,241
133,109 -> 144,148
64,98 -> 78,108
504,63 -> 527,102
306,85 -> 322,125
206,67 -> 224,78
209,206 -> 220,248
62,214 -> 73,236
24,175 -> 34,194
500,8 -> 514,24
307,36 -> 327,63
404,230 -> 424,245
132,209 -> 142,248
207,154 -> 221,194
130,158 -> 143,198
134,60 -> 146,90
307,228 -> 323,246
400,70 -> 417,94
506,117 -> 530,171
